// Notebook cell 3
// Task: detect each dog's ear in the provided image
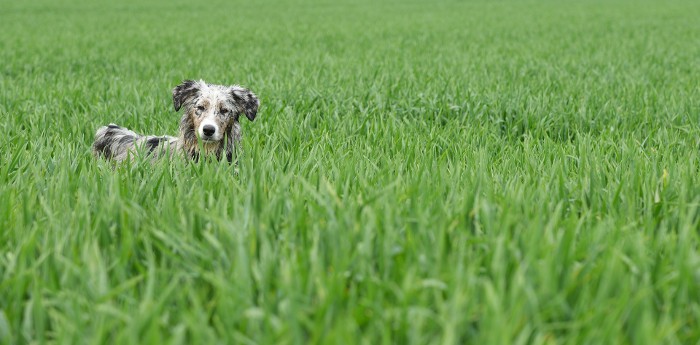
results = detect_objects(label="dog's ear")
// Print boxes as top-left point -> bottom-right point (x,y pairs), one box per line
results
172,80 -> 200,111
230,86 -> 259,121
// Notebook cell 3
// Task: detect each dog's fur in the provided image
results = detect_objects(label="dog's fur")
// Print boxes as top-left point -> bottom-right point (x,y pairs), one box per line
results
93,80 -> 259,163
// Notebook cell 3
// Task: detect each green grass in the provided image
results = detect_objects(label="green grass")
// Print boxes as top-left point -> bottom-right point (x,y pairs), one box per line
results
2,0 -> 700,343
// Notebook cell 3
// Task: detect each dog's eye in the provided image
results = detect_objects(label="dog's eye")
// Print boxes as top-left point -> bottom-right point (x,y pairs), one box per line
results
197,105 -> 205,111
220,109 -> 229,115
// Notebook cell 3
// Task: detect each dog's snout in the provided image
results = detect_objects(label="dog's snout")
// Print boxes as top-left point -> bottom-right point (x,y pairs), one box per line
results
202,125 -> 216,137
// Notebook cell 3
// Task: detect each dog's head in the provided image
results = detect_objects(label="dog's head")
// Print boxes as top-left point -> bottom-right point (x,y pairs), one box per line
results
173,80 -> 259,143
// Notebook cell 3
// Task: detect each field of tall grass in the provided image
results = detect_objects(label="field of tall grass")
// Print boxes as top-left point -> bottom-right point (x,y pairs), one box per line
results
2,0 -> 700,343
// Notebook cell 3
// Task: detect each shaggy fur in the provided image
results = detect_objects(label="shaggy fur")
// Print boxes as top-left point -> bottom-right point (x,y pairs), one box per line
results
93,80 -> 259,163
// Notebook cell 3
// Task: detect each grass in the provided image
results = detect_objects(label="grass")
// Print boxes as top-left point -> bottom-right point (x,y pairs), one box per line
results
1,0 -> 700,343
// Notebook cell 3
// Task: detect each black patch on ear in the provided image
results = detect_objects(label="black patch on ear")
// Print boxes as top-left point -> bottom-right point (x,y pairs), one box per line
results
172,80 -> 200,111
230,87 -> 259,121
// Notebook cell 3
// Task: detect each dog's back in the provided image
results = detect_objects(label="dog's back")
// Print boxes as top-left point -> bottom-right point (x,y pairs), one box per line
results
93,124 -> 177,162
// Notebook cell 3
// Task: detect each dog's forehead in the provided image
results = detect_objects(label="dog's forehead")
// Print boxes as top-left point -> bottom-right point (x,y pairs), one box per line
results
198,84 -> 231,104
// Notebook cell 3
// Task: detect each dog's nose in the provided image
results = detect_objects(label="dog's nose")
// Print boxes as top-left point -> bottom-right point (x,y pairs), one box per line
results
202,125 -> 216,137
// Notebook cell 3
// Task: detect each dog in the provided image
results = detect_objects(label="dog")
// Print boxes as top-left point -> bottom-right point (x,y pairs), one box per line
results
93,80 -> 259,163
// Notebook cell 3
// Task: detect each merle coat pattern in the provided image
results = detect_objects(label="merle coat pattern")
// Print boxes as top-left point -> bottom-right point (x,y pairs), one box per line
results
93,80 -> 259,163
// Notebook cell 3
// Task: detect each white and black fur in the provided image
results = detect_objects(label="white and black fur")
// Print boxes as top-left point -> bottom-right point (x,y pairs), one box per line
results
93,80 -> 259,162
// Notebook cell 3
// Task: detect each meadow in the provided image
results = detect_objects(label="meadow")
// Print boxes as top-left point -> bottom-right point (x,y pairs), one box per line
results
1,0 -> 700,343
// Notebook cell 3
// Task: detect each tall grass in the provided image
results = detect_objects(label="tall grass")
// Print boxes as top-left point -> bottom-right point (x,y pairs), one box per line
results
1,0 -> 700,343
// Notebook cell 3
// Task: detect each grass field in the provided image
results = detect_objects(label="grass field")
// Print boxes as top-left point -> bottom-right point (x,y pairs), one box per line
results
2,0 -> 700,343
